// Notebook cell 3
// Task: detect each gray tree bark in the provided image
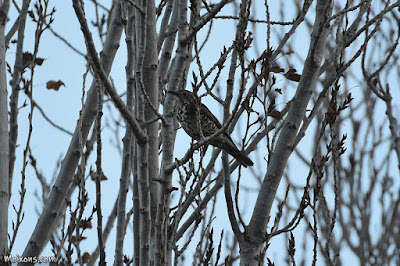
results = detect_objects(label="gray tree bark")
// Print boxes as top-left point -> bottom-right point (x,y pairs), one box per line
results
19,1 -> 124,262
242,0 -> 333,264
0,0 -> 9,262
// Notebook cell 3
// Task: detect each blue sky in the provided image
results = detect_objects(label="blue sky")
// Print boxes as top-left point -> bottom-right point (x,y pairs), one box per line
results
6,0 -> 398,265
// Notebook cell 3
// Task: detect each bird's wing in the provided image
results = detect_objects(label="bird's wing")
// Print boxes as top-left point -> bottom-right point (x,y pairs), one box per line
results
200,103 -> 235,143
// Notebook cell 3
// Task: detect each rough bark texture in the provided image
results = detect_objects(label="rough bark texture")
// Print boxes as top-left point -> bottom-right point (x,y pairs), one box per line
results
242,0 -> 334,264
19,2 -> 124,262
0,4 -> 9,262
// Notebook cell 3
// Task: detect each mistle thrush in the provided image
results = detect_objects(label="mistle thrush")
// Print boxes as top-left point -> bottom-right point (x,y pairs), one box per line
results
169,90 -> 253,167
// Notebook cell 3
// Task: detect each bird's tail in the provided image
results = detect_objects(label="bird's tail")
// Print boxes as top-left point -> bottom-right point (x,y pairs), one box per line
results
213,138 -> 254,167
227,148 -> 254,167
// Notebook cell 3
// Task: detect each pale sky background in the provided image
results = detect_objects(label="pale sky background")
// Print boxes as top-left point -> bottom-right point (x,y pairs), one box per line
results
6,0 -> 397,265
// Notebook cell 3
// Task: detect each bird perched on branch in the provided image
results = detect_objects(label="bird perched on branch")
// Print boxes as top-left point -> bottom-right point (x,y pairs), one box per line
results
168,90 -> 253,167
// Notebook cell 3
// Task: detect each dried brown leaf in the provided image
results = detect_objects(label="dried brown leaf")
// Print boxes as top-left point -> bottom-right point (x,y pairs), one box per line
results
46,80 -> 65,91
284,69 -> 301,82
82,252 -> 91,263
89,170 -> 108,181
268,110 -> 282,120
270,65 -> 284,73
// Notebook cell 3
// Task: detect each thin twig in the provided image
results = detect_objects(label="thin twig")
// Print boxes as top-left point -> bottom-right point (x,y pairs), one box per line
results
72,0 -> 148,144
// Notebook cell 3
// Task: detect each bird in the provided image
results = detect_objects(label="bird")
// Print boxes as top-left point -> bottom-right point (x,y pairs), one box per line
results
168,90 -> 253,167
